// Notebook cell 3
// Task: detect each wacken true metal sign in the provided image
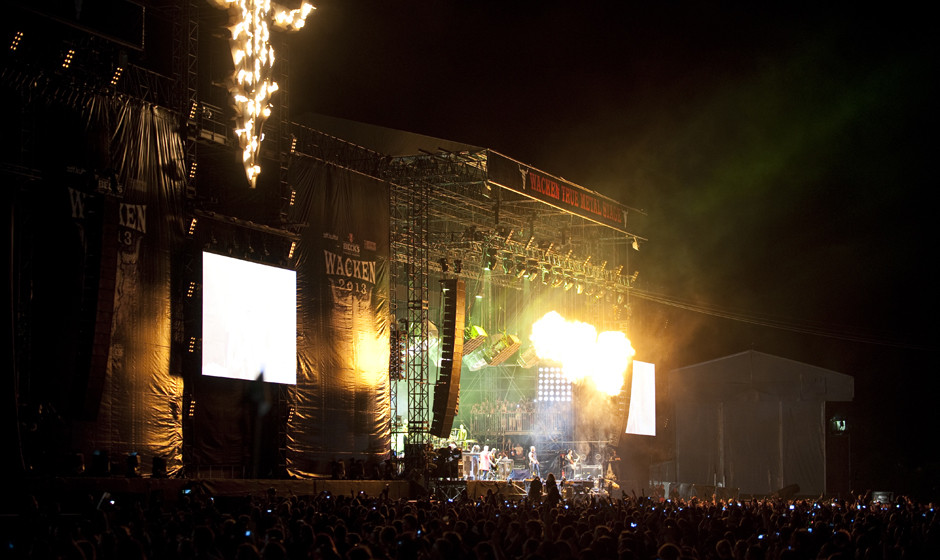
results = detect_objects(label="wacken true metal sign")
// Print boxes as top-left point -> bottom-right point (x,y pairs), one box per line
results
485,151 -> 633,233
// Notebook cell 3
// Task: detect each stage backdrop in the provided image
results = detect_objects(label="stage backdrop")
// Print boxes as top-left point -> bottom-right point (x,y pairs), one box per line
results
20,94 -> 186,476
286,159 -> 390,477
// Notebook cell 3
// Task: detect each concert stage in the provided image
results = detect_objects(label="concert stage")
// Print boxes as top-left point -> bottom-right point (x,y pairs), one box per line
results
20,477 -> 417,507
5,4 -> 645,487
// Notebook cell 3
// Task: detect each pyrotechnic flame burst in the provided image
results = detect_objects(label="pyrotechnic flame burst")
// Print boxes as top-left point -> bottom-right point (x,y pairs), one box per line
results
530,311 -> 635,396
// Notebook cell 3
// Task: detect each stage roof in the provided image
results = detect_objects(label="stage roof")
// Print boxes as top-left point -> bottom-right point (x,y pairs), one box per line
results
295,113 -> 483,157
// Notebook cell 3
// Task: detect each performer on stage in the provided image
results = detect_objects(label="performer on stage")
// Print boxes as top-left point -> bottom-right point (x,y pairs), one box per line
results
561,448 -> 579,480
479,445 -> 492,480
528,445 -> 540,479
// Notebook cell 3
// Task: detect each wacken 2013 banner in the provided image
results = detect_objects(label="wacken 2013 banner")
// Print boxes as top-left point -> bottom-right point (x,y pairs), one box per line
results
287,160 -> 390,477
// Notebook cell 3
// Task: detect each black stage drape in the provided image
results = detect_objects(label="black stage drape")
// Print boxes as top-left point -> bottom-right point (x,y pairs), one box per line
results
14,93 -> 186,476
285,159 -> 390,477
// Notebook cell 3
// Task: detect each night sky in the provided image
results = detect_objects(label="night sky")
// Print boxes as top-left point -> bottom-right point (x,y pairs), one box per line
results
285,2 -> 937,495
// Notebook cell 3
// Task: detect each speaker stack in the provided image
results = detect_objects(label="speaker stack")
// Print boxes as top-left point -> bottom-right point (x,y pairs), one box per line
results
430,279 -> 465,438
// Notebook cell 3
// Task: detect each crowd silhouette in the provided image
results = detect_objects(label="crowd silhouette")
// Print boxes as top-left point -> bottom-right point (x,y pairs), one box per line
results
6,481 -> 938,559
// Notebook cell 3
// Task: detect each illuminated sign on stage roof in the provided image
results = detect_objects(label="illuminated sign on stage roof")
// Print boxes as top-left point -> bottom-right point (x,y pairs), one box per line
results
485,151 -> 634,233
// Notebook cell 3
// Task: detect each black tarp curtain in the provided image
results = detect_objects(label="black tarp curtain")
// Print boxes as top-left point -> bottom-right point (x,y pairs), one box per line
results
12,88 -> 391,477
284,159 -> 390,478
14,92 -> 187,476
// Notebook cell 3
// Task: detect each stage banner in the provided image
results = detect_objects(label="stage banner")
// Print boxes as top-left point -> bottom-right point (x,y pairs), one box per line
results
287,160 -> 390,478
72,99 -> 186,477
23,95 -> 186,476
486,151 -> 631,232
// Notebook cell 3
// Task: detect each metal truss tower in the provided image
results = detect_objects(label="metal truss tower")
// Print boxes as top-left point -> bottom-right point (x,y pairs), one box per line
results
389,172 -> 431,479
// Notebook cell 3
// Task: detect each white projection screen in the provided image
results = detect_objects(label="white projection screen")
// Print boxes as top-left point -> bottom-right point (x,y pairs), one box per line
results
625,360 -> 656,436
202,251 -> 297,384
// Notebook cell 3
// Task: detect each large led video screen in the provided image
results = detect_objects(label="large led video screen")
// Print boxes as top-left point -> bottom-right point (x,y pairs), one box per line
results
625,360 -> 656,436
202,251 -> 297,384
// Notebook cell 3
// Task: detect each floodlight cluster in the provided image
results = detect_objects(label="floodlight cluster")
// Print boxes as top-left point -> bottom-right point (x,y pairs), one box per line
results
210,0 -> 315,187
537,366 -> 572,403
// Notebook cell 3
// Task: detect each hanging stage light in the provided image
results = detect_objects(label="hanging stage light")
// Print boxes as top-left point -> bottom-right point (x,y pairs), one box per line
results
439,258 -> 449,273
499,253 -> 512,274
516,344 -> 539,369
463,325 -> 488,355
463,324 -> 490,371
482,248 -> 498,270
486,333 -> 521,366
526,260 -> 539,281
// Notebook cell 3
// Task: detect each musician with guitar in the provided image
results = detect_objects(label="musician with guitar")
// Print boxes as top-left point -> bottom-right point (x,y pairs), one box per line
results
561,448 -> 580,480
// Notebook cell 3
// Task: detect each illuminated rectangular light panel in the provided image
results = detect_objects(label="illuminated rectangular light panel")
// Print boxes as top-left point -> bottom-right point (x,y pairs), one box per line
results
537,365 -> 571,402
625,360 -> 655,436
202,251 -> 297,384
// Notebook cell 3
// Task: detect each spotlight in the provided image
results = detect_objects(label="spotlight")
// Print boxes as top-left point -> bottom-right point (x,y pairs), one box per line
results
632,237 -> 640,251
187,218 -> 198,236
62,48 -> 75,69
563,275 -> 574,291
462,325 -> 488,356
526,260 -> 539,280
10,31 -> 23,52
439,258 -> 449,273
482,248 -> 497,271
288,241 -> 297,259
454,259 -> 462,274
110,66 -> 123,86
